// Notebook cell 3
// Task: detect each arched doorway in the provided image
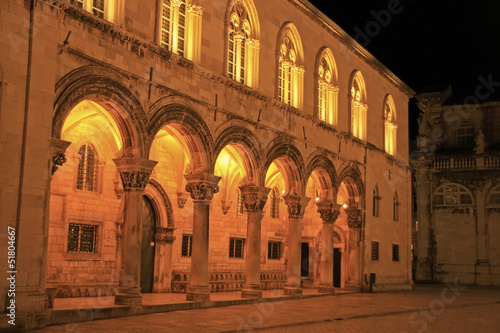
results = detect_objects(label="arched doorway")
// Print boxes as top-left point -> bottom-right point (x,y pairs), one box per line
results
140,196 -> 156,293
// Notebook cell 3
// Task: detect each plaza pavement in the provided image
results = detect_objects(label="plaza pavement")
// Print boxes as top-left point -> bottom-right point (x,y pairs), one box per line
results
30,284 -> 500,332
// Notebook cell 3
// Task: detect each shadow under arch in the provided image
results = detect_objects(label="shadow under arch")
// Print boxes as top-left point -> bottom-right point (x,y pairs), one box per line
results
213,121 -> 265,186
53,65 -> 148,158
148,101 -> 215,173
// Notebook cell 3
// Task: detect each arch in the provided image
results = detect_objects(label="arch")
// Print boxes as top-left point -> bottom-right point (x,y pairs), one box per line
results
432,183 -> 474,207
145,179 -> 175,228
486,183 -> 500,206
263,137 -> 306,195
276,22 -> 305,109
54,66 -> 148,158
225,0 -> 260,39
315,47 -> 339,125
337,163 -> 365,197
383,94 -> 397,155
348,70 -> 368,140
213,121 -> 265,186
148,101 -> 214,173
304,150 -> 338,200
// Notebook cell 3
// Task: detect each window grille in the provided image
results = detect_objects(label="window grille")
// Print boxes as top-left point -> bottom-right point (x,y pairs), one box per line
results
68,223 -> 97,253
237,189 -> 244,214
161,0 -> 186,57
229,237 -> 245,258
371,241 -> 379,260
392,244 -> 399,261
268,241 -> 281,260
181,234 -> 193,257
76,143 -> 97,192
270,188 -> 279,219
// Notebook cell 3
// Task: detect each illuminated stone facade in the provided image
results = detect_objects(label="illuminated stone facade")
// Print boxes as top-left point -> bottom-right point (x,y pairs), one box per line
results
413,85 -> 500,285
0,0 -> 413,329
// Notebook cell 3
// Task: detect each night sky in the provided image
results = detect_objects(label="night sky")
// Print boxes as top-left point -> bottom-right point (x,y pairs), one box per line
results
308,0 -> 500,140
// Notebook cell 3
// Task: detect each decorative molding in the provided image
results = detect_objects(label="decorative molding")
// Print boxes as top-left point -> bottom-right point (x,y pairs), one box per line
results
154,227 -> 176,244
184,172 -> 221,202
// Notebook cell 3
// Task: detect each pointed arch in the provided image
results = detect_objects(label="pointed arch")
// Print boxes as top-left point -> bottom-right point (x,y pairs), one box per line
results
315,47 -> 339,125
276,22 -> 304,109
383,94 -> 397,155
304,150 -> 338,201
145,179 -> 175,228
337,163 -> 364,207
53,66 -> 148,158
349,70 -> 368,140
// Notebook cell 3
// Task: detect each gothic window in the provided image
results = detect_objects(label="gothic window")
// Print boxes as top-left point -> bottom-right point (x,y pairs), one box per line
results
76,143 -> 98,192
350,71 -> 367,140
487,184 -> 500,205
270,188 -> 280,219
456,123 -> 475,147
393,192 -> 399,221
373,186 -> 380,217
67,223 -> 98,253
69,0 -> 113,21
316,50 -> 339,125
384,95 -> 397,155
277,24 -> 304,109
161,0 -> 187,57
181,234 -> 193,257
237,189 -> 244,214
229,237 -> 245,258
268,241 -> 281,260
371,241 -> 379,260
392,244 -> 399,261
432,183 -> 473,207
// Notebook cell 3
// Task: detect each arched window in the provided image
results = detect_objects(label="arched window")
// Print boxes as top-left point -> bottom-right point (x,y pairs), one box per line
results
160,0 -> 203,61
384,95 -> 397,155
76,143 -> 98,192
237,188 -> 244,214
316,49 -> 339,125
69,0 -> 119,22
227,1 -> 260,87
277,24 -> 304,109
270,188 -> 280,219
373,185 -> 380,217
432,183 -> 473,207
393,192 -> 399,221
350,71 -> 367,140
456,123 -> 475,147
487,184 -> 500,205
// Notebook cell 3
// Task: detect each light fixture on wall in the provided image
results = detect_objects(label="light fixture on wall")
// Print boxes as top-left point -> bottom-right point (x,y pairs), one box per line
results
343,203 -> 348,209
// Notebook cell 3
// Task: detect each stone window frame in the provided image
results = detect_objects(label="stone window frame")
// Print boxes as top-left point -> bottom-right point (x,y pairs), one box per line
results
68,0 -> 120,23
315,48 -> 339,126
487,184 -> 500,206
349,71 -> 368,141
371,241 -> 379,261
372,185 -> 381,217
267,239 -> 282,260
64,219 -> 103,260
432,183 -> 474,208
76,143 -> 99,193
383,94 -> 397,155
181,233 -> 193,257
393,191 -> 399,221
180,229 -> 193,259
229,236 -> 246,259
455,122 -> 475,147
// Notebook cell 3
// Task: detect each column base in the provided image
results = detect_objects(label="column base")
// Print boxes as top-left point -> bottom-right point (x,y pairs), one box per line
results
186,285 -> 210,302
283,285 -> 302,295
114,288 -> 142,305
318,283 -> 335,294
241,284 -> 262,298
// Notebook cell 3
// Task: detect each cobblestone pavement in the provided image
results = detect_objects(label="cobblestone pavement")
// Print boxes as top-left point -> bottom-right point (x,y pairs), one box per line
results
32,285 -> 500,333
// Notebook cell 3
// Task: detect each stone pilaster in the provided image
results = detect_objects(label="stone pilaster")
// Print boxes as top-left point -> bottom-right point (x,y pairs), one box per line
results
283,194 -> 311,295
113,157 -> 158,305
184,172 -> 221,301
316,201 -> 341,294
239,184 -> 270,298
345,205 -> 363,286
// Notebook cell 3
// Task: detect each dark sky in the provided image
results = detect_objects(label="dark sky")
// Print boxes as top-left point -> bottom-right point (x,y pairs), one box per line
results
308,0 -> 500,139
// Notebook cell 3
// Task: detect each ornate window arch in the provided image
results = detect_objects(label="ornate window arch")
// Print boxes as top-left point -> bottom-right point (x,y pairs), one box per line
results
487,184 -> 500,206
432,183 -> 473,207
76,143 -> 98,192
159,0 -> 203,61
277,23 -> 304,109
372,185 -> 380,217
227,0 -> 260,87
350,71 -> 367,140
384,95 -> 397,155
270,187 -> 280,219
393,191 -> 399,221
316,48 -> 339,125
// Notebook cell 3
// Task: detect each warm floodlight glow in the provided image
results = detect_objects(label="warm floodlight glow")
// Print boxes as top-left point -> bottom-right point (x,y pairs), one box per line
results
343,203 -> 348,209
315,197 -> 320,202
282,189 -> 286,194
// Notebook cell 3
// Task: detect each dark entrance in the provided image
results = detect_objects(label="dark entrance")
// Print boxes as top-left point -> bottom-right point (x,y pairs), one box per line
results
301,242 -> 309,277
140,196 -> 156,293
334,248 -> 341,287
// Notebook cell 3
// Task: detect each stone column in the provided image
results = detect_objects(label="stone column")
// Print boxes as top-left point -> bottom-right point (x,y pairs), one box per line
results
283,194 -> 311,295
184,172 -> 221,301
240,184 -> 270,298
316,201 -> 341,293
345,206 -> 362,287
113,157 -> 158,305
153,227 -> 176,293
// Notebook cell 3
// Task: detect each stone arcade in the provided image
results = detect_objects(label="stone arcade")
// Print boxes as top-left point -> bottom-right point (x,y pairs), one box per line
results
0,0 -> 413,329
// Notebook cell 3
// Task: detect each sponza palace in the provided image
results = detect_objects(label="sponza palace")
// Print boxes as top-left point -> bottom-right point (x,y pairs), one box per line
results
0,0 -> 414,329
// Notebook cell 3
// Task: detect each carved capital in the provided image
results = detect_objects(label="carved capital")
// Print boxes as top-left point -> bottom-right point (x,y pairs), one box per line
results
345,206 -> 362,229
184,172 -> 221,202
51,138 -> 71,175
187,4 -> 204,16
283,195 -> 311,219
239,185 -> 271,213
113,157 -> 158,190
316,201 -> 342,224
